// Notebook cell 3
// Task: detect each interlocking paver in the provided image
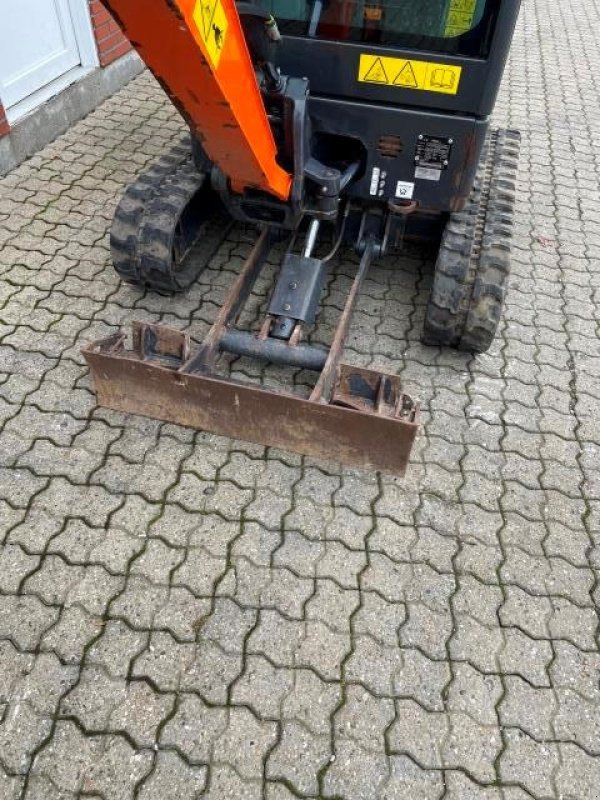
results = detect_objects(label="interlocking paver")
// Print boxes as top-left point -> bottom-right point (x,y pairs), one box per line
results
267,721 -> 331,796
1,1 -> 600,795
138,751 -> 207,800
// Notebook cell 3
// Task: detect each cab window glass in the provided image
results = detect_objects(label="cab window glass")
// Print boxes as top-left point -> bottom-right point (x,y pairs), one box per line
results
256,1 -> 497,58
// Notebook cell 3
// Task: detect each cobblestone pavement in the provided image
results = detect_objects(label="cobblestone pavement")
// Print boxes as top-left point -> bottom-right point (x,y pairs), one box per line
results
1,1 -> 600,798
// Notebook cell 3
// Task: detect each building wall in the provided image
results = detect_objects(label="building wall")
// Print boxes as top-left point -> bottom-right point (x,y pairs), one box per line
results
89,0 -> 133,67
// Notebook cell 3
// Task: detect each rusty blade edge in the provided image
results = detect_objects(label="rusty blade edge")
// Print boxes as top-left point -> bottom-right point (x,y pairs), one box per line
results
83,349 -> 419,476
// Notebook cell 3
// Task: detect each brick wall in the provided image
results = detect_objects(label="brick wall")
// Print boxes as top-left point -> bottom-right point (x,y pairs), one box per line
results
89,0 -> 132,68
0,103 -> 9,137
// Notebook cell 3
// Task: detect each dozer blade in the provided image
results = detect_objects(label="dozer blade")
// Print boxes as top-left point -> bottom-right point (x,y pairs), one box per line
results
83,329 -> 418,475
83,230 -> 419,475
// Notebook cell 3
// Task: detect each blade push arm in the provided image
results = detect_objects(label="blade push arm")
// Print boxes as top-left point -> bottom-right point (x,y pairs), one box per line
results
102,0 -> 291,200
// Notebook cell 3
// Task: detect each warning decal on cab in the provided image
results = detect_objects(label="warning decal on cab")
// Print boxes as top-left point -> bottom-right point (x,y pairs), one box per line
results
358,54 -> 462,96
193,0 -> 229,68
444,0 -> 478,37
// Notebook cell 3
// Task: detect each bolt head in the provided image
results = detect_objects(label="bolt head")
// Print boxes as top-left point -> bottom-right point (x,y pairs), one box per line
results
283,303 -> 291,312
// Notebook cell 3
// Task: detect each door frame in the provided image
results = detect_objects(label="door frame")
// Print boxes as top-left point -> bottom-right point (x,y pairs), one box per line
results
66,0 -> 101,69
3,0 -> 99,124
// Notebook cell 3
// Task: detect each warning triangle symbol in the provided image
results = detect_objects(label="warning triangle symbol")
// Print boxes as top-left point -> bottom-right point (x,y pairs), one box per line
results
393,62 -> 418,88
363,57 -> 389,84
199,0 -> 218,39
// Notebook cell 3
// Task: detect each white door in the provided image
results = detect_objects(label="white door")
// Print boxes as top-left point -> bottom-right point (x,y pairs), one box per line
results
0,0 -> 85,111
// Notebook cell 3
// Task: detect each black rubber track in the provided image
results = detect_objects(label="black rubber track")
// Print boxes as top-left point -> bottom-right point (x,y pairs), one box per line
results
422,128 -> 521,353
110,135 -> 218,294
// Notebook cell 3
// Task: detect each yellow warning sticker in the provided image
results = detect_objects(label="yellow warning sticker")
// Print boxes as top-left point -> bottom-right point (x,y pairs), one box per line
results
358,54 -> 462,95
444,0 -> 478,37
193,0 -> 229,69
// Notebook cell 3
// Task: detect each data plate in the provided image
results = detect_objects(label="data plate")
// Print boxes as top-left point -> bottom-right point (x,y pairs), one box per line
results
415,135 -> 453,170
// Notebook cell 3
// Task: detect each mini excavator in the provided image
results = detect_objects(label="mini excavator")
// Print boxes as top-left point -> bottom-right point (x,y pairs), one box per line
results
83,0 -> 521,474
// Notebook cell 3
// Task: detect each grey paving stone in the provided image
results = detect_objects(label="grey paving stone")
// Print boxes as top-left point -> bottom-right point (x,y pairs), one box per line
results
388,699 -> 447,767
108,681 -> 175,747
180,640 -> 243,703
66,565 -> 125,615
335,685 -> 394,751
137,751 -> 208,800
443,772 -> 504,799
31,720 -> 102,791
203,765 -> 262,800
382,756 -> 443,800
555,743 -> 600,800
153,587 -> 211,642
324,505 -> 373,549
353,591 -> 406,646
260,568 -> 314,619
316,541 -> 367,589
442,712 -> 502,784
0,544 -> 40,593
198,597 -> 256,652
231,520 -> 281,567
0,768 -> 25,800
264,783 -> 299,800
231,656 -> 294,719
0,641 -> 34,703
498,627 -> 553,687
172,548 -> 227,597
130,539 -> 186,584
499,729 -> 560,798
160,694 -> 228,762
247,610 -> 304,667
80,734 -> 154,799
446,663 -> 502,726
295,620 -> 350,681
213,707 -> 278,779
41,605 -> 104,664
267,721 -> 331,797
283,668 -> 341,736
61,666 -> 127,729
306,578 -> 360,634
500,677 -> 557,739
132,631 -> 195,691
452,576 -> 503,627
22,775 -> 74,800
548,598 -> 598,650
110,577 -> 170,630
11,652 -> 78,716
549,641 -> 600,701
0,701 -> 53,774
399,603 -> 453,659
393,648 -> 451,710
553,688 -> 600,754
22,556 -> 85,605
322,739 -> 389,800
0,594 -> 59,650
449,614 -> 505,674
86,619 -> 148,678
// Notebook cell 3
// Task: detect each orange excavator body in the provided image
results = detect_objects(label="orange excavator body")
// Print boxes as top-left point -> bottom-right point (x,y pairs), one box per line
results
102,0 -> 291,200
